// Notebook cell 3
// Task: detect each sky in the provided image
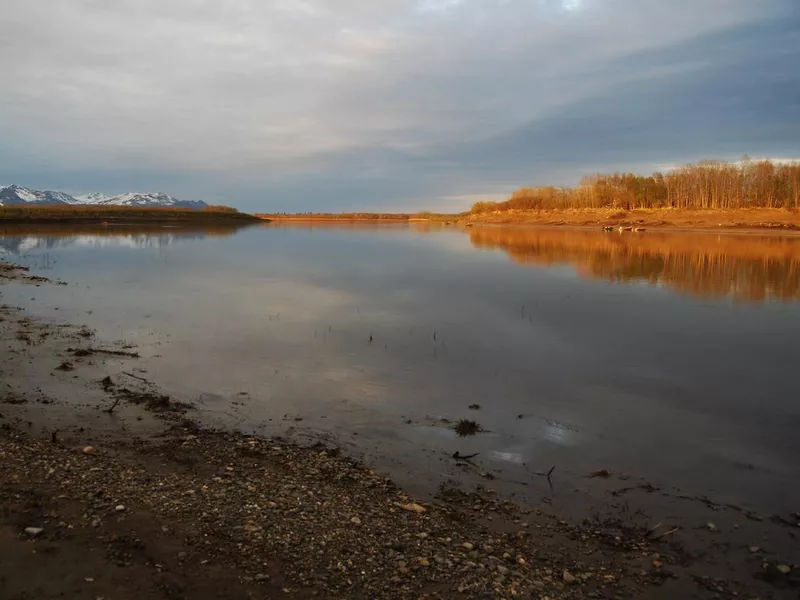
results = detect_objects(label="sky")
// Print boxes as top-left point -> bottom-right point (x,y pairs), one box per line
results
1,0 -> 798,212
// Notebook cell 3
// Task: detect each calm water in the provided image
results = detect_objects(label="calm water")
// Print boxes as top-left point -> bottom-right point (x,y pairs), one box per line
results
2,222 -> 800,516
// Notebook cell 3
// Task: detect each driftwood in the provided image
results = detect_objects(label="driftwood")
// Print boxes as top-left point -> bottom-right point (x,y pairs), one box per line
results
452,451 -> 479,461
588,468 -> 612,479
90,348 -> 140,358
69,347 -> 140,358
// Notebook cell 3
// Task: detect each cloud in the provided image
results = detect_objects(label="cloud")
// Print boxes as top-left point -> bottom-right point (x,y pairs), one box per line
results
0,0 -> 797,210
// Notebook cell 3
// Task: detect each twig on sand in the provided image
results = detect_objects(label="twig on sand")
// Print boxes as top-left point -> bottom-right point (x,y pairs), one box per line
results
69,347 -> 140,358
122,371 -> 150,383
652,527 -> 680,540
91,348 -> 140,358
644,522 -> 663,538
105,398 -> 121,414
532,466 -> 556,488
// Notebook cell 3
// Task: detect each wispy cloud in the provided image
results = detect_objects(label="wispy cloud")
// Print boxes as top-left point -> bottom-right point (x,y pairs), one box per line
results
0,0 -> 797,210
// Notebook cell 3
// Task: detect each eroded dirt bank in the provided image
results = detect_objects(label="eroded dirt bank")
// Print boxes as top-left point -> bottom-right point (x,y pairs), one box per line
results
1,260 -> 798,599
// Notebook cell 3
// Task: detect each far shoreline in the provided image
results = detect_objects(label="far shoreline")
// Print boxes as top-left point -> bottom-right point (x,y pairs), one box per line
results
0,205 -> 262,224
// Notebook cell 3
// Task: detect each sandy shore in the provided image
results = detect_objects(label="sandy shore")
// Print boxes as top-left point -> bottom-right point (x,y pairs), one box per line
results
1,259 -> 798,599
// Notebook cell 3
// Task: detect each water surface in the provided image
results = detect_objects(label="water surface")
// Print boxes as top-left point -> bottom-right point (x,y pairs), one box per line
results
2,222 -> 799,517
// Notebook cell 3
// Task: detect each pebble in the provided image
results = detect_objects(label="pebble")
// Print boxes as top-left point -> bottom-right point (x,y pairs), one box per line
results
706,522 -> 718,532
749,546 -> 760,553
401,503 -> 426,514
24,527 -> 44,537
462,542 -> 474,551
417,557 -> 430,567
350,517 -> 361,525
255,573 -> 270,582
82,446 -> 95,455
496,565 -> 509,575
776,564 -> 791,575
563,570 -> 577,584
115,505 -> 126,512
652,560 -> 663,568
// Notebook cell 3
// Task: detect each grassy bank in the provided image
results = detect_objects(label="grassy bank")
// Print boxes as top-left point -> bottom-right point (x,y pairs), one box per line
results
0,205 -> 261,224
464,207 -> 800,230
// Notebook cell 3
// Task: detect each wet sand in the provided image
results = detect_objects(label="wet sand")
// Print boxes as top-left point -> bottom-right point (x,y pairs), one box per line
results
1,259 -> 798,599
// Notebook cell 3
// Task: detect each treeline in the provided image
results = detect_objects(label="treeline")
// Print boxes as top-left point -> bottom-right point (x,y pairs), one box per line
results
472,159 -> 800,213
0,205 -> 258,223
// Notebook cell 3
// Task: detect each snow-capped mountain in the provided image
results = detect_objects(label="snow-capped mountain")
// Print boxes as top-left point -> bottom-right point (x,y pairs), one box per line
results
0,184 -> 74,205
73,191 -> 207,209
0,185 -> 207,209
73,192 -> 113,205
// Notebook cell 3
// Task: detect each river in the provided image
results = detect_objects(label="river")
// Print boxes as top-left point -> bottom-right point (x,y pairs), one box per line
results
2,221 -> 799,523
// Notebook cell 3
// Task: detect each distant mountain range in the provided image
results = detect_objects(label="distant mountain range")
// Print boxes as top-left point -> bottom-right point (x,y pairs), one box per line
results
0,184 -> 207,209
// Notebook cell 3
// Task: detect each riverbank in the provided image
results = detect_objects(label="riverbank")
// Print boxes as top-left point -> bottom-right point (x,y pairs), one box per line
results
258,213 -> 453,223
1,259 -> 798,599
0,205 -> 261,224
259,208 -> 800,232
464,207 -> 800,231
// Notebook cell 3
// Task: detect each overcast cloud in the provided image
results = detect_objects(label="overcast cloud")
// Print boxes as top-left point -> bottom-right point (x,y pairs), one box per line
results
1,0 -> 798,211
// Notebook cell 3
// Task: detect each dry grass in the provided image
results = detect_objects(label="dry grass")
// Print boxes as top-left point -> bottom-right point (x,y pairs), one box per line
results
454,419 -> 483,437
466,207 -> 800,230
